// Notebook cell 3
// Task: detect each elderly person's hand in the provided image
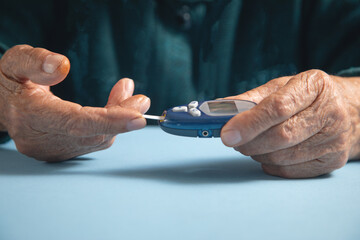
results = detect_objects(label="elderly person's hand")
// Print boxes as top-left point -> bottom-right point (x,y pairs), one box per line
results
0,45 -> 150,161
221,70 -> 360,178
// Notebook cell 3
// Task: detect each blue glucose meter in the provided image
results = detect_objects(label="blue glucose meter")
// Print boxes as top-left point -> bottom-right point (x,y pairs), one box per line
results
158,99 -> 256,138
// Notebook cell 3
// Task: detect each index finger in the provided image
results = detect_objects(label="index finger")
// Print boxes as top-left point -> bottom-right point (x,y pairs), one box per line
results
221,70 -> 328,147
29,95 -> 147,137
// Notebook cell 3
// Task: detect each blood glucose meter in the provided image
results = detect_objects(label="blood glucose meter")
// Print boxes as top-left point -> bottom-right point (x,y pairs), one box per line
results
156,99 -> 256,138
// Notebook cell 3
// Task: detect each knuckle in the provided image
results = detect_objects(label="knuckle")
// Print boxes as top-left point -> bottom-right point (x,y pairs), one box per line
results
12,44 -> 31,52
304,69 -> 329,82
300,69 -> 329,93
1,44 -> 29,64
269,94 -> 293,118
277,124 -> 293,144
306,69 -> 328,78
0,44 -> 33,80
5,45 -> 30,57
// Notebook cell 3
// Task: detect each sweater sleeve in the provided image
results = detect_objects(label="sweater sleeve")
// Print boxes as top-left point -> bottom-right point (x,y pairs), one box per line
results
300,0 -> 360,77
0,49 -> 10,144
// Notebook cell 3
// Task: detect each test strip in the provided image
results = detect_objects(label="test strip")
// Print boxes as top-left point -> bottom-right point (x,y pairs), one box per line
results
143,114 -> 165,121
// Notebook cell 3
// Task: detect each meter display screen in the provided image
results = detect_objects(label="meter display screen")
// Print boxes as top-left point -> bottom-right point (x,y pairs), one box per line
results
207,101 -> 238,115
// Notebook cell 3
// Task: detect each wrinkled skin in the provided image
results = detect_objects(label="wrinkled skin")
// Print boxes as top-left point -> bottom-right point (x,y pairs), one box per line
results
2,45 -> 360,179
0,45 -> 150,161
221,70 -> 360,178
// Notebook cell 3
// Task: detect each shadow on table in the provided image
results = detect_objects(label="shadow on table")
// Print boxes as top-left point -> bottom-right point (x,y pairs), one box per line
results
0,147 -> 93,175
105,158 -> 334,184
105,158 -> 276,184
0,147 -> 334,184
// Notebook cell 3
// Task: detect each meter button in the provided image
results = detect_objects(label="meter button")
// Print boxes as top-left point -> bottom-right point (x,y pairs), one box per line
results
172,106 -> 188,112
189,108 -> 201,117
188,101 -> 198,109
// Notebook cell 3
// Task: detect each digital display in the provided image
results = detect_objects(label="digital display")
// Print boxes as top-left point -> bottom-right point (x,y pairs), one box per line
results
207,101 -> 238,115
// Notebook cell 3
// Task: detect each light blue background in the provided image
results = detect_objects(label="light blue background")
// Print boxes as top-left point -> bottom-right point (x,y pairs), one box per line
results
1,126 -> 360,240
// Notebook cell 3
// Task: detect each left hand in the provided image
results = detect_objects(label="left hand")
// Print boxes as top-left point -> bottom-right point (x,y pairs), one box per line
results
221,69 -> 360,178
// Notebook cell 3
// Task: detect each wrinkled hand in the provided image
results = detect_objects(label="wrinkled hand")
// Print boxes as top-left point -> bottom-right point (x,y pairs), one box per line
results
0,45 -> 150,161
221,70 -> 360,178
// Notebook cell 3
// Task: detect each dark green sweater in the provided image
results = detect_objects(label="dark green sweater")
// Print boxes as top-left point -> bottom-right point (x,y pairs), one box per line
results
0,0 -> 360,142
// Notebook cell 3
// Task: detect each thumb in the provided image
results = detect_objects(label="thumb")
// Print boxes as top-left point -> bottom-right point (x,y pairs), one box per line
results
0,44 -> 70,86
220,76 -> 291,147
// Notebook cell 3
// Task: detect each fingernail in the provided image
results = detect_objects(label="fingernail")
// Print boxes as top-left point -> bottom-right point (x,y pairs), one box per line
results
139,97 -> 150,114
222,129 -> 242,147
127,117 -> 146,131
43,55 -> 64,73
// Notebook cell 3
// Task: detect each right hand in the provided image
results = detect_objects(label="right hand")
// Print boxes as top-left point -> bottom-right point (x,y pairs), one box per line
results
0,45 -> 150,161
